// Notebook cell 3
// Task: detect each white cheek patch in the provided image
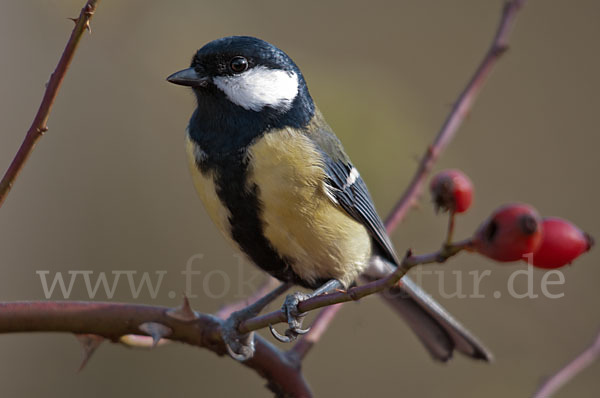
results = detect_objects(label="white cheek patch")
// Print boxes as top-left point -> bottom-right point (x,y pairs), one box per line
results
213,66 -> 299,112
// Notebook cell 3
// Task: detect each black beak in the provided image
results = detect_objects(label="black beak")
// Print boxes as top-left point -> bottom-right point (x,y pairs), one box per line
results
166,67 -> 209,87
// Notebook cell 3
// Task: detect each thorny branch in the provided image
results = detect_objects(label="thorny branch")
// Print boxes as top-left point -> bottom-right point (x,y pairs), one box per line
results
0,0 -> 100,208
0,243 -> 467,397
0,301 -> 312,397
0,0 -> 529,397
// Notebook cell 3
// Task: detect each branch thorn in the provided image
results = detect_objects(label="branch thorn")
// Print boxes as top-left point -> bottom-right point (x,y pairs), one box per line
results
492,44 -> 509,57
347,287 -> 360,301
75,334 -> 104,372
166,295 -> 198,322
138,322 -> 172,347
84,3 -> 95,16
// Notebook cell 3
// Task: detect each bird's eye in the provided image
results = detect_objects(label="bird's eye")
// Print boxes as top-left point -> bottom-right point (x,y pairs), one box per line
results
230,56 -> 249,73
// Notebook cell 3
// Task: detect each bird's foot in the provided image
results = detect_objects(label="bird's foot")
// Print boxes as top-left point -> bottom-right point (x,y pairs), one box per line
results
221,310 -> 256,361
269,292 -> 312,343
220,282 -> 293,360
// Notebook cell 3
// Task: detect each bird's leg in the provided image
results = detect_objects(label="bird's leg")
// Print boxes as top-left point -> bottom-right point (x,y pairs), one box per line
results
270,279 -> 343,343
222,282 -> 291,361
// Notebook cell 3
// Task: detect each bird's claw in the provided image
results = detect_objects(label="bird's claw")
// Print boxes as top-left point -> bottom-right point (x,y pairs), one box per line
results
225,339 -> 254,361
221,312 -> 255,361
269,323 -> 310,343
269,292 -> 311,343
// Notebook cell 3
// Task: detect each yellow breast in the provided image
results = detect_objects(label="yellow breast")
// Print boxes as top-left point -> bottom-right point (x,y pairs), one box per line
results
185,136 -> 237,249
246,127 -> 372,287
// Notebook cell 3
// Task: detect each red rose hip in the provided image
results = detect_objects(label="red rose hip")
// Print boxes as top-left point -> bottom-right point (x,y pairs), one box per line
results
472,203 -> 543,262
529,217 -> 594,269
430,169 -> 473,213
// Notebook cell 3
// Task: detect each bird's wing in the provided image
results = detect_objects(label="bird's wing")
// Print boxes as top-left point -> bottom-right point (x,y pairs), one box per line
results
320,151 -> 400,265
308,125 -> 493,362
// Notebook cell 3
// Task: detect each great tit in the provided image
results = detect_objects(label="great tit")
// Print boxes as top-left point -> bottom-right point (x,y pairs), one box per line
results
167,36 -> 491,361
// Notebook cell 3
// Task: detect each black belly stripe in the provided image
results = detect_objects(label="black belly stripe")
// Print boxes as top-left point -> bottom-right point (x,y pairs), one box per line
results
196,151 -> 324,289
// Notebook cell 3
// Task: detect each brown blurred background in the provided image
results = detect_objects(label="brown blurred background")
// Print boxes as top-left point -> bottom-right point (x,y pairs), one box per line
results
1,0 -> 599,396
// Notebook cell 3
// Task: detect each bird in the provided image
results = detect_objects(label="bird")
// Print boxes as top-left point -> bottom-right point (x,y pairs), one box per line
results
167,35 -> 491,362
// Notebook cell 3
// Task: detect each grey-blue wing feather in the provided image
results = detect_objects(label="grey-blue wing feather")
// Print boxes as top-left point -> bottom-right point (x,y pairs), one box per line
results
322,159 -> 399,265
308,126 -> 492,362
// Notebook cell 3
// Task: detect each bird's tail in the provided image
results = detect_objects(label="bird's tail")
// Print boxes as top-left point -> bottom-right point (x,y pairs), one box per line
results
363,256 -> 493,362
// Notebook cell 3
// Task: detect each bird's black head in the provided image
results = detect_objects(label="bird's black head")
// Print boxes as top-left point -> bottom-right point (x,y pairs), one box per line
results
168,36 -> 315,153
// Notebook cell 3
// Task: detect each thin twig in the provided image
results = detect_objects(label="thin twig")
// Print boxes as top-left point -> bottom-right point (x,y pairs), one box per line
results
446,211 -> 456,246
385,0 -> 525,231
237,242 -> 469,335
215,277 -> 280,320
288,303 -> 343,361
291,0 -> 527,360
532,330 -> 600,398
0,0 -> 100,208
